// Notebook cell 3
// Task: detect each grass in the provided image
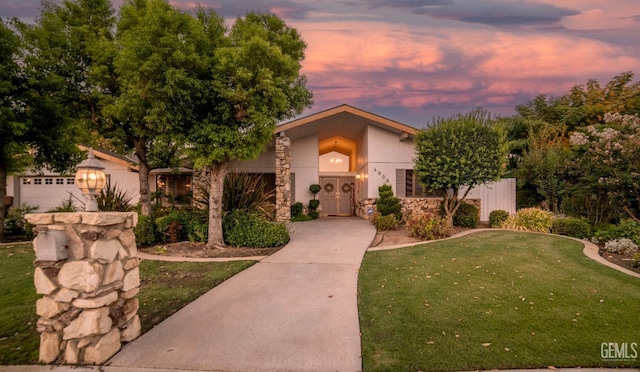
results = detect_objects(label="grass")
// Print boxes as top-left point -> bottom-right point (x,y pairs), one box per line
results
0,242 -> 254,365
359,231 -> 640,371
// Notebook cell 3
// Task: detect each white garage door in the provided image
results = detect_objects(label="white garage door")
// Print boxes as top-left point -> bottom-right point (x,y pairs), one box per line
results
20,176 -> 86,212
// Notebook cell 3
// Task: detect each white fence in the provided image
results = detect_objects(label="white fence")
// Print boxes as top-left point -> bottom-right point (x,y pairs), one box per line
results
462,178 -> 516,221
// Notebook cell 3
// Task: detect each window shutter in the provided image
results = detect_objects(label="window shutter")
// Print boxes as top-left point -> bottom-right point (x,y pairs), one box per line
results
396,169 -> 406,197
291,173 -> 296,202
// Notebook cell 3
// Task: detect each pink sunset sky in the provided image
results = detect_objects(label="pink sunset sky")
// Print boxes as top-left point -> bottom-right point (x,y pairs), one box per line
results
3,0 -> 640,127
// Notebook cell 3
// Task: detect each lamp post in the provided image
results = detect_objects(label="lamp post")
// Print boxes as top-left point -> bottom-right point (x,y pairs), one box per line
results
75,149 -> 106,212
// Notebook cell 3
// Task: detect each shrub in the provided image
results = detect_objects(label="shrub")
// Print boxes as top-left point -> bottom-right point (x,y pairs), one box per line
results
373,213 -> 399,231
223,210 -> 290,248
195,172 -> 275,218
603,238 -> 639,255
633,253 -> 640,268
156,209 -> 208,243
501,208 -> 553,233
489,210 -> 510,228
376,184 -> 402,221
46,196 -> 77,212
290,202 -> 304,218
4,203 -> 37,238
135,215 -> 158,247
453,202 -> 479,228
594,219 -> 640,246
307,186 -> 321,219
308,199 -> 320,210
407,213 -> 452,240
97,181 -> 134,212
309,184 -> 321,196
552,217 -> 592,239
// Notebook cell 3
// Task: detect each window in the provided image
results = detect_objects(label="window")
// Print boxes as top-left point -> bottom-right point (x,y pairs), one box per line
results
56,178 -> 64,185
66,178 -> 75,185
156,175 -> 193,204
22,178 -> 31,185
45,178 -> 53,185
34,178 -> 42,185
396,169 -> 444,198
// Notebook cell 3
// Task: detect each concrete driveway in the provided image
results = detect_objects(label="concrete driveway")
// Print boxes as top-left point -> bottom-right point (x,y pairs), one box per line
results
108,217 -> 376,372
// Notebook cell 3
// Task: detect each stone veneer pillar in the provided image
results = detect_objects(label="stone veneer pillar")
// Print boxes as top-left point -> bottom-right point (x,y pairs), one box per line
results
275,135 -> 292,222
24,212 -> 141,365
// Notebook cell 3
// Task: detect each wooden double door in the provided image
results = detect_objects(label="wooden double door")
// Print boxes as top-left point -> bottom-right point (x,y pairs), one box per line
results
319,176 -> 355,216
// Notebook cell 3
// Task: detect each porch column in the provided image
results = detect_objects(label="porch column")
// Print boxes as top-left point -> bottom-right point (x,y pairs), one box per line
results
275,134 -> 291,222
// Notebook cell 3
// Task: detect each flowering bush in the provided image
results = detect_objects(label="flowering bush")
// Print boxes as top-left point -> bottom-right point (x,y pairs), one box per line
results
569,113 -> 640,222
603,238 -> 639,255
407,213 -> 452,240
501,208 -> 553,233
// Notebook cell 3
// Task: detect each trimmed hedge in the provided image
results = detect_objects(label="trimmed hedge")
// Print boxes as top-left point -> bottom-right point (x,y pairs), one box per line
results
223,210 -> 290,248
489,210 -> 510,228
453,202 -> 479,228
552,217 -> 591,239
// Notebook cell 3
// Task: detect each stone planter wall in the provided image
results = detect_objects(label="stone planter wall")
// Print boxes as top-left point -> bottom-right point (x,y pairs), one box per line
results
356,198 -> 481,221
24,212 -> 140,365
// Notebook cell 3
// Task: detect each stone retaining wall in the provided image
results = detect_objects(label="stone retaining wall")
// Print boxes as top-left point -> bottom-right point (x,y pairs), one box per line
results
356,197 -> 481,220
24,212 -> 140,365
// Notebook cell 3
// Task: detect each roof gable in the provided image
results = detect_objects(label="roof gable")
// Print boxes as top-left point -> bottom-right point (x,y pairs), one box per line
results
276,104 -> 417,138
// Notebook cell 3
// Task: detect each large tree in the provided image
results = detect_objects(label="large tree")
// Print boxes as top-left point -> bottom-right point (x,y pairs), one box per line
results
101,0 -> 221,216
187,12 -> 313,248
0,18 -> 84,240
414,109 -> 507,227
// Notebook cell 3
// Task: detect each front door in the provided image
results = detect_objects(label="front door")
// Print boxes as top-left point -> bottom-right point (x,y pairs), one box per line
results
319,177 -> 354,216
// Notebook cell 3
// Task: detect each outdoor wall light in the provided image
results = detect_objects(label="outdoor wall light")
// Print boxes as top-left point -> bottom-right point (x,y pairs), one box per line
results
355,174 -> 361,180
75,149 -> 106,212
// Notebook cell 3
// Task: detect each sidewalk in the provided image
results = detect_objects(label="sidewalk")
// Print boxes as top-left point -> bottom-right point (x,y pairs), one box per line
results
107,217 -> 376,371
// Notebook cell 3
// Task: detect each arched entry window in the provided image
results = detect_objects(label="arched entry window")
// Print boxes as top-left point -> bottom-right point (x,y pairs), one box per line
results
319,151 -> 349,172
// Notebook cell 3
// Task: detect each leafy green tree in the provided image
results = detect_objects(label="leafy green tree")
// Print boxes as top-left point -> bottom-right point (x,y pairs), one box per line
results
514,124 -> 572,213
516,72 -> 640,132
414,109 -> 507,227
187,12 -> 312,248
0,19 -> 84,240
100,0 -> 222,216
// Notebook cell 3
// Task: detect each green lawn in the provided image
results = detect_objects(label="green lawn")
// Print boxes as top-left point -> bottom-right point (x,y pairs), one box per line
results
359,231 -> 640,371
0,243 -> 254,365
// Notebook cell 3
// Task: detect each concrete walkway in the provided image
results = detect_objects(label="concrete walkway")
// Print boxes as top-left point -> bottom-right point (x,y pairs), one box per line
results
108,217 -> 376,372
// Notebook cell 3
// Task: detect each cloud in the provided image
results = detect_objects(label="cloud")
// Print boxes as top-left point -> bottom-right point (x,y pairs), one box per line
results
178,0 -> 313,19
357,0 -> 579,28
0,0 -> 40,20
295,18 -> 640,125
413,0 -> 579,27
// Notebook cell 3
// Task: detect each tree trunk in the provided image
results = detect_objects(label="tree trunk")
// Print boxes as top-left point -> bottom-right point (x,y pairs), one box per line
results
207,161 -> 228,248
134,138 -> 152,216
0,162 -> 7,241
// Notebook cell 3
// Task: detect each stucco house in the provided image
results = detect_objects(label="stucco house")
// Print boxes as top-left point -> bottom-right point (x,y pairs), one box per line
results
229,104 -> 515,221
6,104 -> 515,219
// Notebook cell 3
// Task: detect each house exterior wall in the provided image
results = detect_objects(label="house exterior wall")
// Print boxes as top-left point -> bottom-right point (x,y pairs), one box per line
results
363,125 -> 415,199
229,146 -> 276,173
7,159 -> 139,212
291,134 -> 319,203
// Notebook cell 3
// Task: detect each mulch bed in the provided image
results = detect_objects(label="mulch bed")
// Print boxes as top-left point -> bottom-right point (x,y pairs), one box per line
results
139,241 -> 282,258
